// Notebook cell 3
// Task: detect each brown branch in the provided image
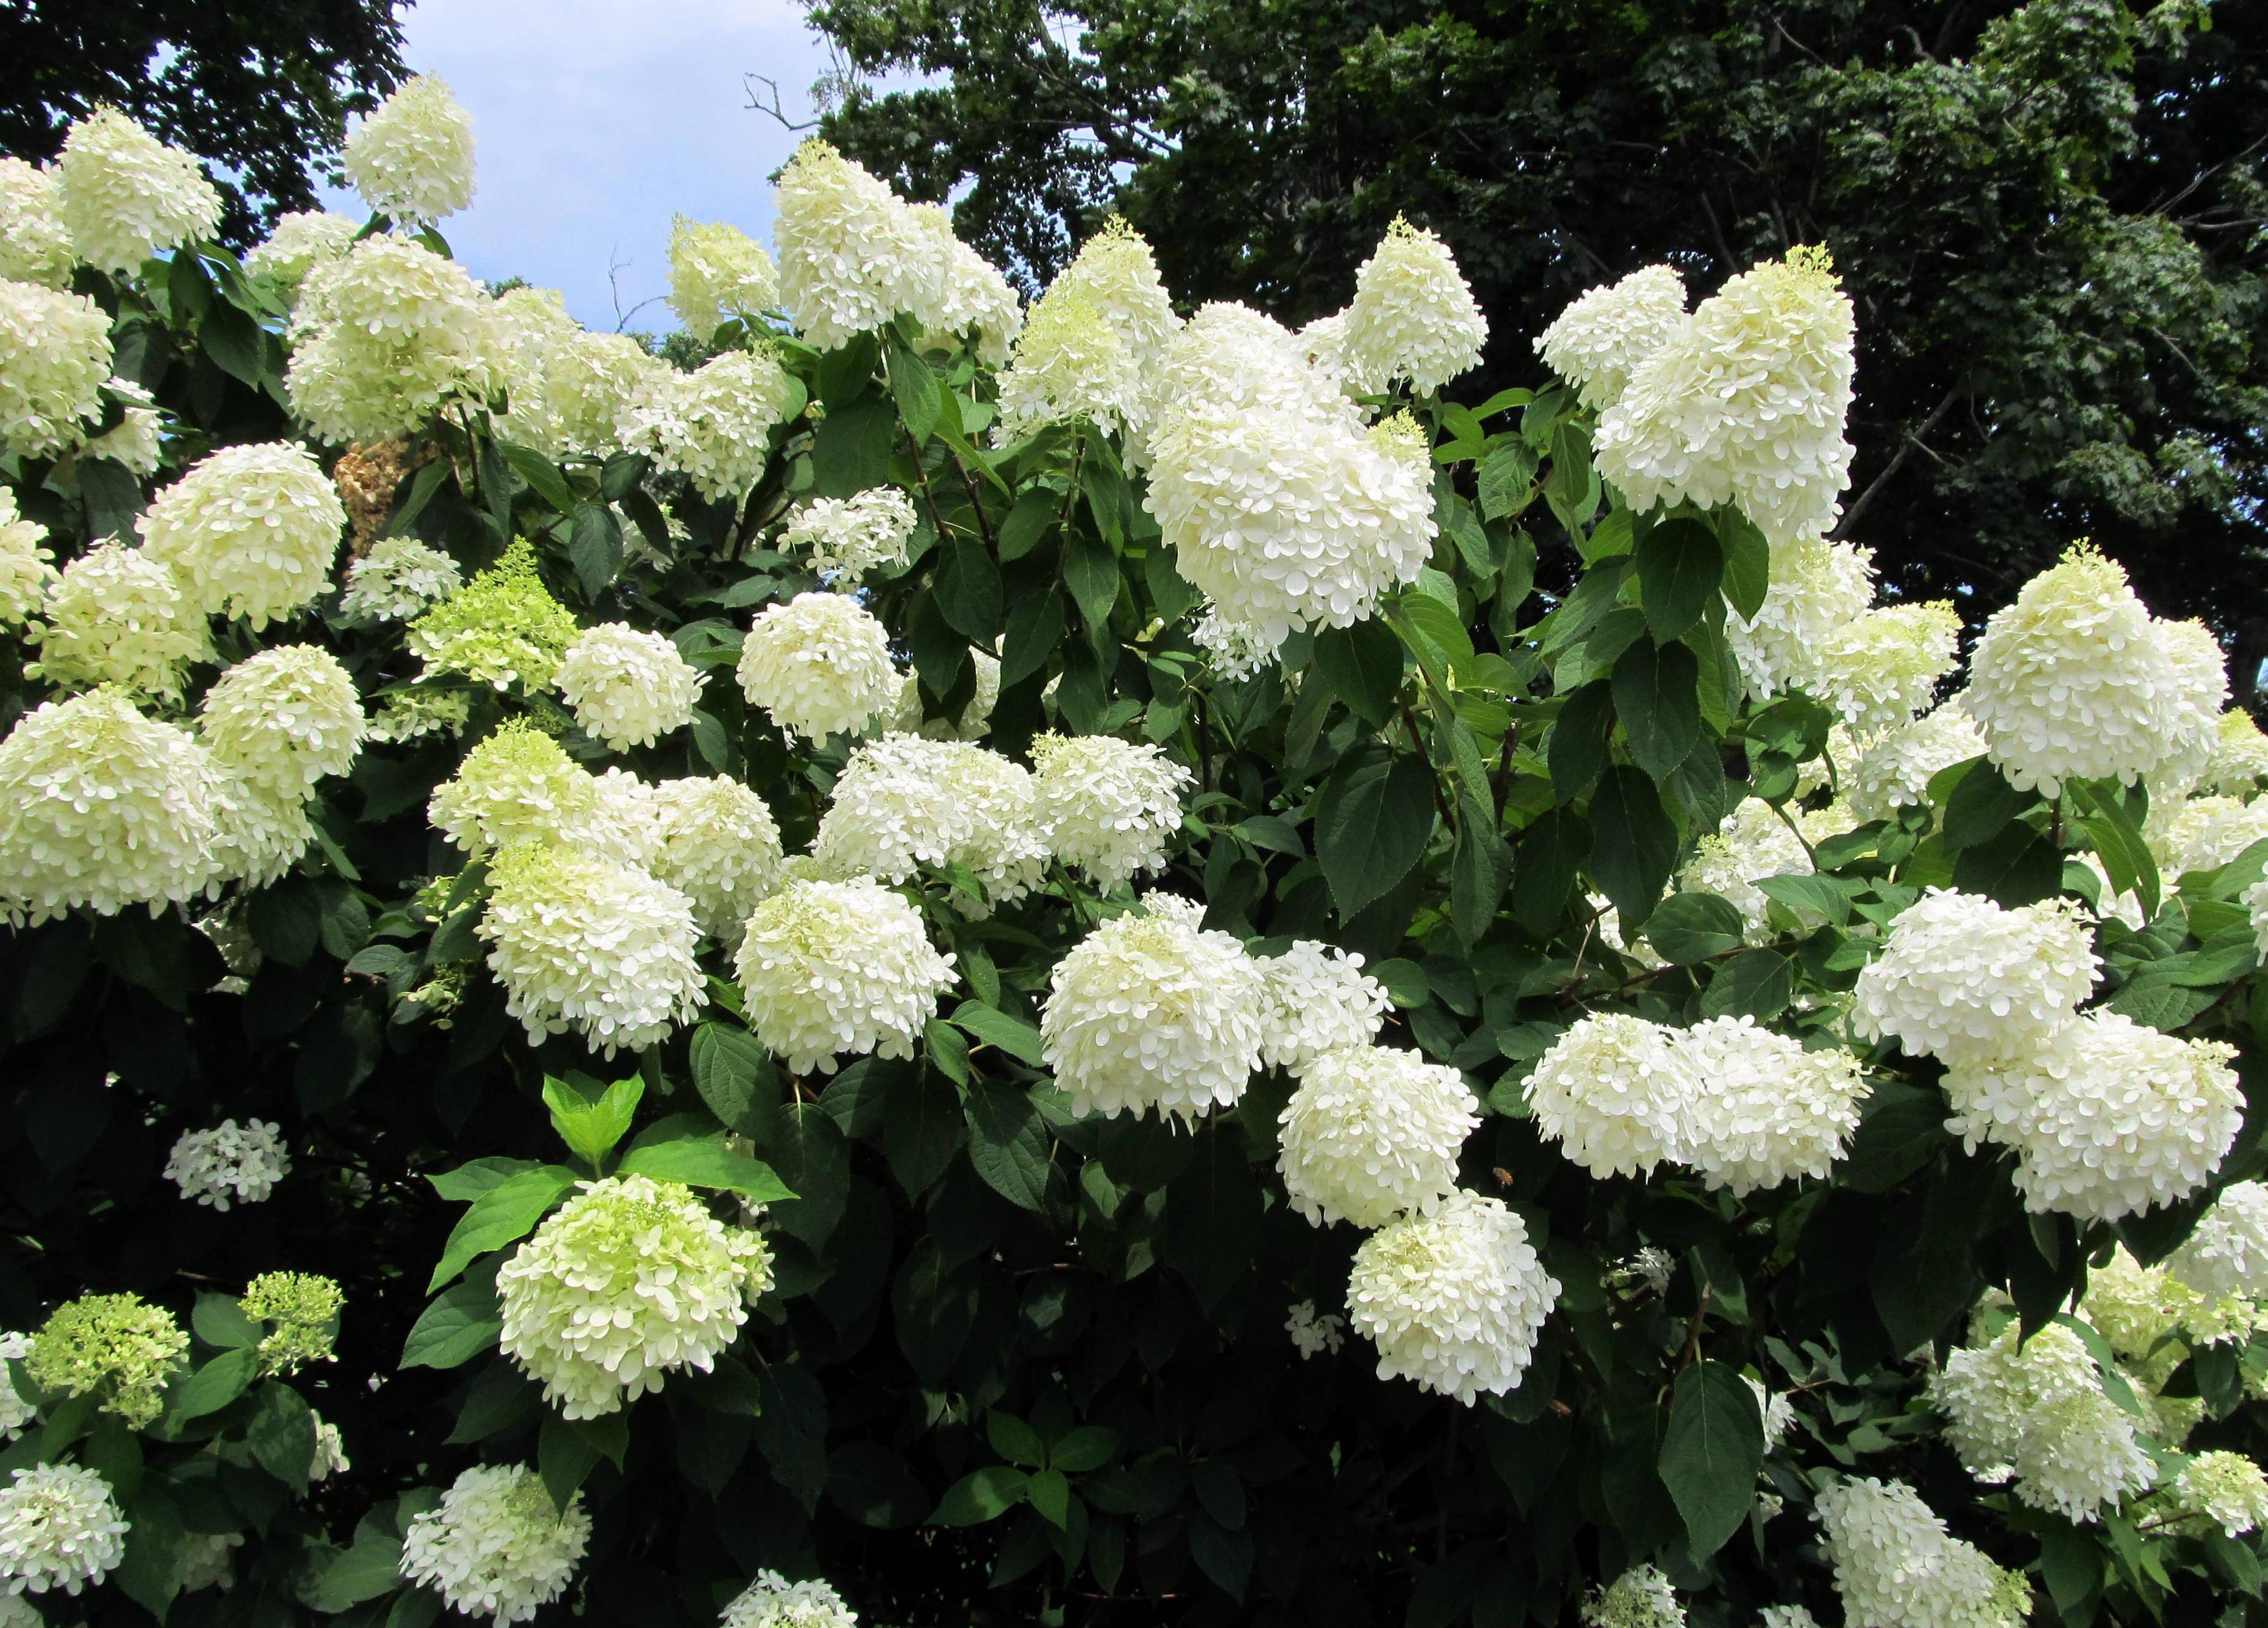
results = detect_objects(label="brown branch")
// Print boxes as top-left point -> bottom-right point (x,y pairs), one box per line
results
1833,384 -> 1965,539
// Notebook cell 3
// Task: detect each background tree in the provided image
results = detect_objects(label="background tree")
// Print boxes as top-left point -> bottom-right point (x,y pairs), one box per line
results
0,0 -> 409,242
808,0 -> 2268,699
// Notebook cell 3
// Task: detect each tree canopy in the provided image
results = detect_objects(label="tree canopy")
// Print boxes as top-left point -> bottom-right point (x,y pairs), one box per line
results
810,0 -> 2268,697
0,0 -> 409,242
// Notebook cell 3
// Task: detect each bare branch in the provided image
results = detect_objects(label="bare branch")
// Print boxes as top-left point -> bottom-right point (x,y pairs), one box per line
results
745,74 -> 820,132
607,249 -> 663,334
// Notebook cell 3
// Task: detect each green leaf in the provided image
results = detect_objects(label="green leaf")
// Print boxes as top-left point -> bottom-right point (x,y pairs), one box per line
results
1634,518 -> 1723,642
759,1104 -> 851,1246
931,1465 -> 1030,1526
689,1023 -> 778,1137
429,1166 -> 575,1292
1027,1467 -> 1073,1528
497,442 -> 579,513
2070,780 -> 2161,921
1840,1078 -> 1953,1193
1587,767 -> 1677,931
401,1275 -> 502,1370
1941,758 -> 2021,851
1699,950 -> 1796,1021
247,1381 -> 317,1491
1048,1426 -> 1119,1474
199,298 -> 267,386
1166,1134 -> 1262,1310
988,1411 -> 1048,1469
1451,797 -> 1511,948
882,1069 -> 965,1196
617,1136 -> 794,1202
1547,680 -> 1615,804
1063,531 -> 1120,628
1952,823 -> 2062,908
542,1074 -> 643,1169
427,1156 -> 540,1204
1644,892 -> 1746,964
166,1346 -> 258,1426
885,334 -> 941,443
567,502 -> 623,602
1512,807 -> 1590,935
1716,510 -> 1770,621
995,488 -> 1056,562
999,588 -> 1065,689
1315,748 -> 1436,921
951,1001 -> 1047,1065
1396,593 -> 1475,671
966,1080 -> 1051,1211
191,1291 -> 261,1351
1313,619 -> 1405,726
1658,1360 -> 1766,1557
933,536 -> 1003,643
1611,638 -> 1705,781
1477,442 -> 1539,520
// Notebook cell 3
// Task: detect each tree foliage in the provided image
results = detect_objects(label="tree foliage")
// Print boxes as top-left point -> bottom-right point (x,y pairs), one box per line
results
810,0 -> 2268,699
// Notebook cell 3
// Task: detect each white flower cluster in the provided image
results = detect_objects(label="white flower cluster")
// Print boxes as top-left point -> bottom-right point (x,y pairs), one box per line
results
1966,545 -> 2226,797
1526,1013 -> 1867,1192
1285,1300 -> 1346,1358
164,1118 -> 291,1210
2147,793 -> 2268,881
1581,1565 -> 1685,1628
554,623 -> 704,751
1594,245 -> 1855,544
737,591 -> 900,742
1277,1044 -> 1480,1227
649,777 -> 785,939
1190,604 -> 1277,681
667,217 -> 779,335
1029,731 -> 1193,890
1815,1476 -> 2031,1628
399,1464 -> 590,1627
1,279 -> 112,458
1677,797 -> 1816,934
1143,303 -> 1435,647
994,279 -> 1144,442
499,1174 -> 771,1418
1041,897 -> 1264,1121
1844,703 -> 1985,821
1534,264 -> 1687,410
1852,889 -> 2097,1064
341,536 -> 463,622
780,487 -> 918,582
1346,1190 -> 1560,1405
53,107 -> 221,273
2168,1181 -> 2268,1300
0,1335 -> 31,1442
199,644 -> 366,798
813,733 -> 1048,910
477,841 -> 707,1056
344,76 -> 477,223
0,489 -> 56,626
245,210 -> 360,294
2207,707 -> 2268,795
1931,1319 -> 2155,1520
772,140 -> 1018,360
1253,940 -> 1390,1072
618,348 -> 796,503
735,875 -> 956,1073
2172,1451 -> 2268,1538
0,159 -> 74,289
23,540 -> 210,699
288,235 -> 498,445
1332,217 -> 1488,396
0,1464 -> 130,1597
720,1571 -> 858,1628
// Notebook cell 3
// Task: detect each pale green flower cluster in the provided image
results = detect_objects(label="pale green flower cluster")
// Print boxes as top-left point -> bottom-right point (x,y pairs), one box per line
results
52,107 -> 221,273
399,1464 -> 588,1627
648,776 -> 786,939
0,159 -> 74,289
721,1570 -> 859,1628
288,235 -> 498,445
0,488 -> 56,626
735,875 -> 957,1073
26,1291 -> 188,1429
0,279 -> 112,458
244,209 -> 361,294
498,1174 -> 771,1418
239,1271 -> 344,1375
341,536 -> 463,623
137,442 -> 346,627
1581,1565 -> 1685,1628
406,540 -> 581,691
617,347 -> 797,503
667,217 -> 779,335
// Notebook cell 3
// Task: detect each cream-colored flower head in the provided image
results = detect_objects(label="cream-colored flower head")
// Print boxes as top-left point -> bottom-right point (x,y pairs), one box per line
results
344,75 -> 477,223
772,139 -> 939,351
1524,1013 -> 1701,1178
994,280 -> 1143,442
52,107 -> 221,272
1277,1043 -> 1480,1227
736,591 -> 899,742
399,1464 -> 589,1627
199,644 -> 365,798
1336,216 -> 1487,396
139,442 -> 346,628
555,623 -> 704,751
1029,732 -> 1193,891
0,488 -> 58,626
1,278 -> 112,456
1347,1191 -> 1560,1404
617,347 -> 796,502
1675,1017 -> 1869,1193
667,216 -> 779,335
287,235 -> 498,443
244,209 -> 360,293
649,776 -> 785,939
1534,265 -> 1688,410
1851,889 -> 2097,1066
734,875 -> 956,1074
0,158 -> 75,288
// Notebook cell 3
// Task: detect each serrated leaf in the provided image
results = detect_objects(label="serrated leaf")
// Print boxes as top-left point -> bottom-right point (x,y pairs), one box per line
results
966,1081 -> 1051,1211
1313,619 -> 1404,726
401,1275 -> 502,1370
1644,892 -> 1745,964
1634,518 -> 1722,642
1659,1361 -> 1765,1557
1315,748 -> 1436,921
617,1136 -> 794,1202
1612,638 -> 1704,781
428,1166 -> 575,1292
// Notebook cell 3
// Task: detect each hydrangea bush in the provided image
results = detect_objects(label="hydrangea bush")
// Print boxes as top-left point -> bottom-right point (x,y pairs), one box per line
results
0,83 -> 2264,1628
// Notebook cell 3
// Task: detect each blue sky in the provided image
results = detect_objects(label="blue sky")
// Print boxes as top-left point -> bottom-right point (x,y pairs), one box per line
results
321,0 -> 844,331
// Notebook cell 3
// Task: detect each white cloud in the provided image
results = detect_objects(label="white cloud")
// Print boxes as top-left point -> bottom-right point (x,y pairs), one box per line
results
325,0 -> 836,329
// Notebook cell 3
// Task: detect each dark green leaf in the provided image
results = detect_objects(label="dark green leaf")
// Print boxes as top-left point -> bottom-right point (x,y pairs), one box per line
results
760,1105 -> 851,1246
931,1465 -> 1029,1526
199,299 -> 267,386
1587,767 -> 1677,930
1634,518 -> 1723,642
428,1166 -> 575,1292
951,1001 -> 1046,1064
1547,681 -> 1615,804
1716,511 -> 1770,621
1699,950 -> 1796,1021
1512,807 -> 1590,935
689,1022 -> 778,1136
1313,619 -> 1405,726
1063,531 -> 1120,628
1611,638 -> 1705,781
1658,1361 -> 1765,1557
933,537 -> 1004,643
617,1136 -> 794,1202
966,1080 -> 1051,1211
1315,749 -> 1436,921
569,502 -> 624,601
1941,758 -> 2021,851
1952,823 -> 2062,908
1644,892 -> 1745,964
401,1275 -> 502,1370
166,1347 -> 258,1426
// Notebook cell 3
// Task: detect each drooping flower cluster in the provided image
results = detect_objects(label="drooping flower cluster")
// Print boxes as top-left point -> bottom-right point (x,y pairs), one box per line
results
1966,544 -> 2226,797
139,441 -> 345,628
667,217 -> 779,335
0,159 -> 74,290
1851,890 -> 2098,1065
2147,793 -> 2268,881
1040,898 -> 1265,1122
1332,217 -> 1488,396
2010,1389 -> 2158,1522
1819,601 -> 1961,735
0,1335 -> 31,1442
736,591 -> 899,742
994,281 -> 1144,442
164,1118 -> 291,1210
343,75 -> 478,223
1029,732 -> 1193,890
1815,1476 -> 2032,1628
554,623 -> 704,751
399,1464 -> 590,1627
1144,304 -> 1436,646
1594,245 -> 1856,543
2169,1452 -> 2268,1538
720,1570 -> 859,1628
1534,265 -> 1688,410
907,204 -> 1024,366
1253,940 -> 1391,1072
239,1270 -> 344,1375
499,1175 -> 771,1418
477,841 -> 707,1056
26,1292 -> 188,1428
617,348 -> 797,502
734,876 -> 957,1073
0,686 -> 226,924
649,776 -> 785,939
407,540 -> 582,692
1277,1045 -> 1480,1227
1345,1190 -> 1560,1405
52,107 -> 221,273
0,1464 -> 130,1597
1726,534 -> 1877,702
4,282 -> 114,471
2167,1181 -> 2268,1300
780,486 -> 918,583
1930,1319 -> 2104,1483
